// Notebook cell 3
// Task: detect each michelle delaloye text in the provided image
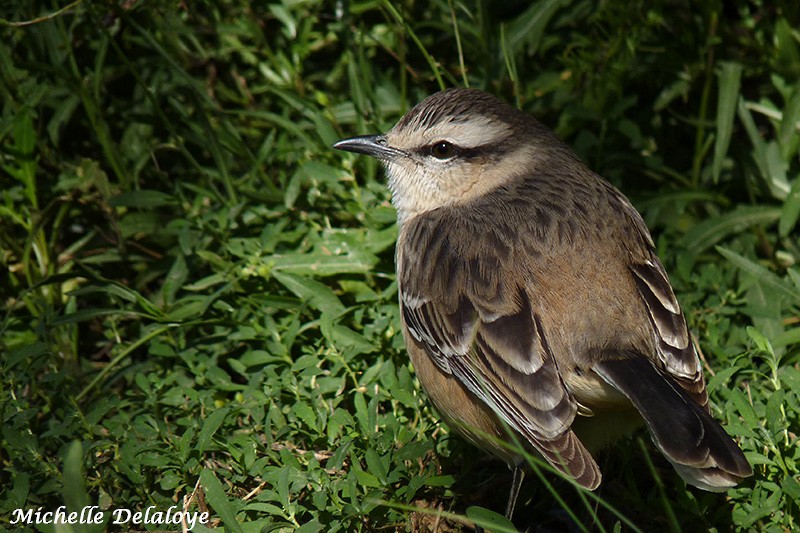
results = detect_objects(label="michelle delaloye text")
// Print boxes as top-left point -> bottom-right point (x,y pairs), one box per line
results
10,505 -> 209,530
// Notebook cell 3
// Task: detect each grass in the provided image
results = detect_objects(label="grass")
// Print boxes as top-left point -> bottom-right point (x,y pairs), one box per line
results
1,0 -> 799,531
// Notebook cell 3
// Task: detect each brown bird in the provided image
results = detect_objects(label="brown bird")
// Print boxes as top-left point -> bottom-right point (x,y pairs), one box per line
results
333,88 -> 751,517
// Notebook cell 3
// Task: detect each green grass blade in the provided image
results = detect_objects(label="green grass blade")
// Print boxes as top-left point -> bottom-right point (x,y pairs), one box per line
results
681,206 -> 781,253
717,246 -> 800,305
712,62 -> 742,183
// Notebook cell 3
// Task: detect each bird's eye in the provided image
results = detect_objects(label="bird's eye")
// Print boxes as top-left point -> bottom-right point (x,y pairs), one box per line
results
429,141 -> 456,159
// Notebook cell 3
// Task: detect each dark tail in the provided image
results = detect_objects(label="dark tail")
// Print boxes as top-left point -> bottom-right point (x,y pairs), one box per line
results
594,355 -> 752,491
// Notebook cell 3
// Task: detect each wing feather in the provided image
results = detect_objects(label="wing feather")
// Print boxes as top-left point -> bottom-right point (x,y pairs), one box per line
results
629,257 -> 708,408
398,212 -> 600,488
611,190 -> 710,410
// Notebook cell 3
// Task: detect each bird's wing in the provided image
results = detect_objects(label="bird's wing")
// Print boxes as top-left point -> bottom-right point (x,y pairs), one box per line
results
595,189 -> 752,488
608,185 -> 709,408
628,256 -> 708,407
398,212 -> 600,489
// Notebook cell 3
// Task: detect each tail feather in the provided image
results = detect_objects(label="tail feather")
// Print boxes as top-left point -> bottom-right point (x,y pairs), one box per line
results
594,355 -> 752,491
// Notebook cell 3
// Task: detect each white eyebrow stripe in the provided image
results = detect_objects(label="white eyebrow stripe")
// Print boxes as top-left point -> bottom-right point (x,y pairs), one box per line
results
413,116 -> 513,150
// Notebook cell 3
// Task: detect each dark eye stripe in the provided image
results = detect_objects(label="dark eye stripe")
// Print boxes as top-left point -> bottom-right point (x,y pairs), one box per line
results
414,143 -> 507,160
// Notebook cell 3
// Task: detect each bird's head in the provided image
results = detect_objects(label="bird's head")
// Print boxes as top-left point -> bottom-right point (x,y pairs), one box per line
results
334,88 -> 566,223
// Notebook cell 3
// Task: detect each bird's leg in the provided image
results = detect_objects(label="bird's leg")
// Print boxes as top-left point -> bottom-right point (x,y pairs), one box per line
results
505,464 -> 525,520
474,464 -> 524,532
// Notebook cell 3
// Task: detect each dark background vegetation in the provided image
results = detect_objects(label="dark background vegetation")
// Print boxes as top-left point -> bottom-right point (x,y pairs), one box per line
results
1,0 -> 799,531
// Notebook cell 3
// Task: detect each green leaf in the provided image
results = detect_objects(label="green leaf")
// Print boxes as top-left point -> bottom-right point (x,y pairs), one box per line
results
727,388 -> 759,430
292,402 -> 320,432
745,280 -> 785,345
364,448 -> 389,485
782,473 -> 800,504
424,474 -> 456,487
197,408 -> 230,453
746,326 -> 775,355
681,206 -> 780,253
163,295 -> 215,321
774,326 -> 800,349
298,160 -> 346,186
353,392 -> 370,436
276,465 -> 292,511
764,141 -> 790,199
5,341 -> 49,369
200,469 -> 243,533
272,271 -> 345,315
504,0 -> 569,55
109,189 -> 179,208
61,441 -> 106,533
775,18 -> 800,73
162,253 -> 188,305
713,62 -> 742,182
62,441 -> 89,509
778,366 -> 800,394
327,324 -> 378,355
48,308 -> 124,325
269,248 -> 378,277
296,519 -> 326,533
738,101 -> 790,199
764,389 -> 786,433
466,506 -> 518,533
10,107 -> 38,204
718,246 -> 800,305
779,177 -> 800,237
706,365 -> 740,394
353,468 -> 382,488
68,281 -> 164,318
778,86 -> 800,161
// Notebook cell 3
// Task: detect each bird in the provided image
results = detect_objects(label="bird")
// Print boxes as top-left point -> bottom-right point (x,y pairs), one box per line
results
333,87 -> 752,518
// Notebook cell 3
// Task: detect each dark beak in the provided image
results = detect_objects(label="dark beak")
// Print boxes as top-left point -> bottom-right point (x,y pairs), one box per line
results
332,134 -> 401,160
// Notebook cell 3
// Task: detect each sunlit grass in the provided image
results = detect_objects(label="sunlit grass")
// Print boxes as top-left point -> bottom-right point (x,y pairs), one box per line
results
1,1 -> 798,531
